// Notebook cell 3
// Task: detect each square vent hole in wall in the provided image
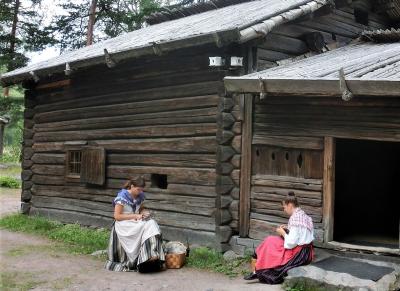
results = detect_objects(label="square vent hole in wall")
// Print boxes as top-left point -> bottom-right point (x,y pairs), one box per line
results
151,174 -> 168,189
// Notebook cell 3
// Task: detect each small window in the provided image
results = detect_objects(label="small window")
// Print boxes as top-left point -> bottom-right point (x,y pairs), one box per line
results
67,150 -> 82,177
151,174 -> 168,189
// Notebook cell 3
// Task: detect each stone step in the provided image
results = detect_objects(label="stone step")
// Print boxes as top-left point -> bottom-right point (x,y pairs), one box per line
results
284,255 -> 400,291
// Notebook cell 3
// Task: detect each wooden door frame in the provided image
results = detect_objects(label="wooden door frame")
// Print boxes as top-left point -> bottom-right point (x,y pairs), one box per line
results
322,136 -> 335,243
239,93 -> 253,237
323,136 -> 400,253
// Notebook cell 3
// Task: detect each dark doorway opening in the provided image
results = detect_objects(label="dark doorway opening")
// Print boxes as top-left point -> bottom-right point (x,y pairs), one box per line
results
334,139 -> 400,248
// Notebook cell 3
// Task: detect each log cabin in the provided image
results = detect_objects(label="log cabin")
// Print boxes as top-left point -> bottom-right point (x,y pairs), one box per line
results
224,28 -> 400,256
0,0 -> 393,251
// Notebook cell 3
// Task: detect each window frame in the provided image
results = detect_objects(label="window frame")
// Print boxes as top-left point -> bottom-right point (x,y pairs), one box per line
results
65,149 -> 82,181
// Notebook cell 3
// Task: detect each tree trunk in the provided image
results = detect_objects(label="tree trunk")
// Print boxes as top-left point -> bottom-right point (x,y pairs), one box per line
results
4,0 -> 20,97
86,0 -> 97,46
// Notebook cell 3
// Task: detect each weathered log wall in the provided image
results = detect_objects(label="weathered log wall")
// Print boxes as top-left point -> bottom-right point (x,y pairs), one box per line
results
23,45 -> 238,247
248,96 -> 400,243
256,7 -> 387,71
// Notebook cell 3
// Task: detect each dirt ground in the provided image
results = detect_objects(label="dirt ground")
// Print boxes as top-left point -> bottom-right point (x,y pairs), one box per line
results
0,187 -> 282,291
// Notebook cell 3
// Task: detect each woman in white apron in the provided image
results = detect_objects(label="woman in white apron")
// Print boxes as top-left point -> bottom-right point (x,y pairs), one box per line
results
105,178 -> 165,272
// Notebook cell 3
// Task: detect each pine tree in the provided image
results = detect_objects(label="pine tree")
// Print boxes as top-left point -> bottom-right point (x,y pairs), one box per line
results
0,0 -> 55,96
51,0 -> 164,52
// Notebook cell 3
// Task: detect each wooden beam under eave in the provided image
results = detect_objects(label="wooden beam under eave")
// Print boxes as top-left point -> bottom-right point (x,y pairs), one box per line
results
224,78 -> 400,97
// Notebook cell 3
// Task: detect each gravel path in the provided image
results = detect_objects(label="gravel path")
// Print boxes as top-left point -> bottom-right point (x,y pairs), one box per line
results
0,187 -> 283,291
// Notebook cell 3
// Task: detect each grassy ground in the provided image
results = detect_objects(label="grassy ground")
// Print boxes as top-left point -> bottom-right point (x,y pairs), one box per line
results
0,271 -> 47,291
0,214 -> 109,255
0,213 -> 255,278
187,247 -> 252,278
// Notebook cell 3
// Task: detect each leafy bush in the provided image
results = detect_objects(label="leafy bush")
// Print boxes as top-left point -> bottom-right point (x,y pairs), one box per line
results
0,176 -> 21,188
0,145 -> 21,163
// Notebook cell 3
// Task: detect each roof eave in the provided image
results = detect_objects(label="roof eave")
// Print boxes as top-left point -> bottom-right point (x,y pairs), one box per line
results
224,77 -> 400,97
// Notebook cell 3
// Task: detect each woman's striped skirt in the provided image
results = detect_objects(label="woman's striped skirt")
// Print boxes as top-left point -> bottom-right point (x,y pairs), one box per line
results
104,224 -> 165,272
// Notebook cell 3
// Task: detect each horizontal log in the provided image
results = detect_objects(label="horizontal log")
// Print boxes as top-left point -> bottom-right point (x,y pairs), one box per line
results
217,112 -> 235,129
21,190 -> 32,202
31,207 -> 113,228
252,134 -> 324,150
104,179 -> 217,197
232,122 -> 242,134
107,166 -> 216,186
31,153 -> 65,164
251,200 -> 322,218
151,210 -> 215,231
22,160 -> 33,169
230,187 -> 239,200
251,186 -> 322,202
231,154 -> 241,169
217,146 -> 236,162
249,219 -> 280,240
232,135 -> 241,153
218,97 -> 234,112
35,107 -> 217,132
250,212 -> 324,229
32,196 -> 113,217
32,174 -> 64,185
32,183 -> 113,195
216,175 -> 235,194
23,147 -> 34,159
108,153 -> 216,168
229,200 -> 239,220
257,48 -> 293,62
216,225 -> 233,243
216,162 -> 234,175
220,195 -> 233,209
259,33 -> 309,55
22,181 -> 33,190
32,164 -> 65,176
33,136 -> 217,153
252,175 -> 323,191
154,184 -> 217,197
21,170 -> 33,181
160,225 -> 216,248
216,130 -> 234,145
36,79 -> 222,112
251,207 -> 322,223
35,95 -> 219,124
34,123 -> 217,142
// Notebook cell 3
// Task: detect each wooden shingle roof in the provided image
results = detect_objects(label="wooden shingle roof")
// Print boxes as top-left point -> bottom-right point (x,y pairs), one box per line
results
1,0 -> 328,86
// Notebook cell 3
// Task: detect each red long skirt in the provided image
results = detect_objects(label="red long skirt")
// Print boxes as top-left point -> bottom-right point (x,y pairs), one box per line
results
255,235 -> 311,270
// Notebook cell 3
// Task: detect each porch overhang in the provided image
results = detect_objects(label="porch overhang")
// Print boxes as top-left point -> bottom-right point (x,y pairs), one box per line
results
224,77 -> 400,97
224,37 -> 400,98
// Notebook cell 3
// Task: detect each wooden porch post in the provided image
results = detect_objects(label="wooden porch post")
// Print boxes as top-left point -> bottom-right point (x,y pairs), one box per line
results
323,136 -> 336,242
239,94 -> 253,237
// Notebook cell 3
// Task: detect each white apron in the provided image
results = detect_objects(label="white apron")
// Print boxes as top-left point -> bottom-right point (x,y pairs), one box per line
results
114,203 -> 161,262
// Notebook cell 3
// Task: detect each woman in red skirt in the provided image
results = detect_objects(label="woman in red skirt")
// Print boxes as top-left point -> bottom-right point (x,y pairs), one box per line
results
244,192 -> 314,284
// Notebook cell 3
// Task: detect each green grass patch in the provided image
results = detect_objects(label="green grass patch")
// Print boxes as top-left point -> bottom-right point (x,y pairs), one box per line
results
187,247 -> 252,278
0,214 -> 109,255
0,176 -> 21,188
